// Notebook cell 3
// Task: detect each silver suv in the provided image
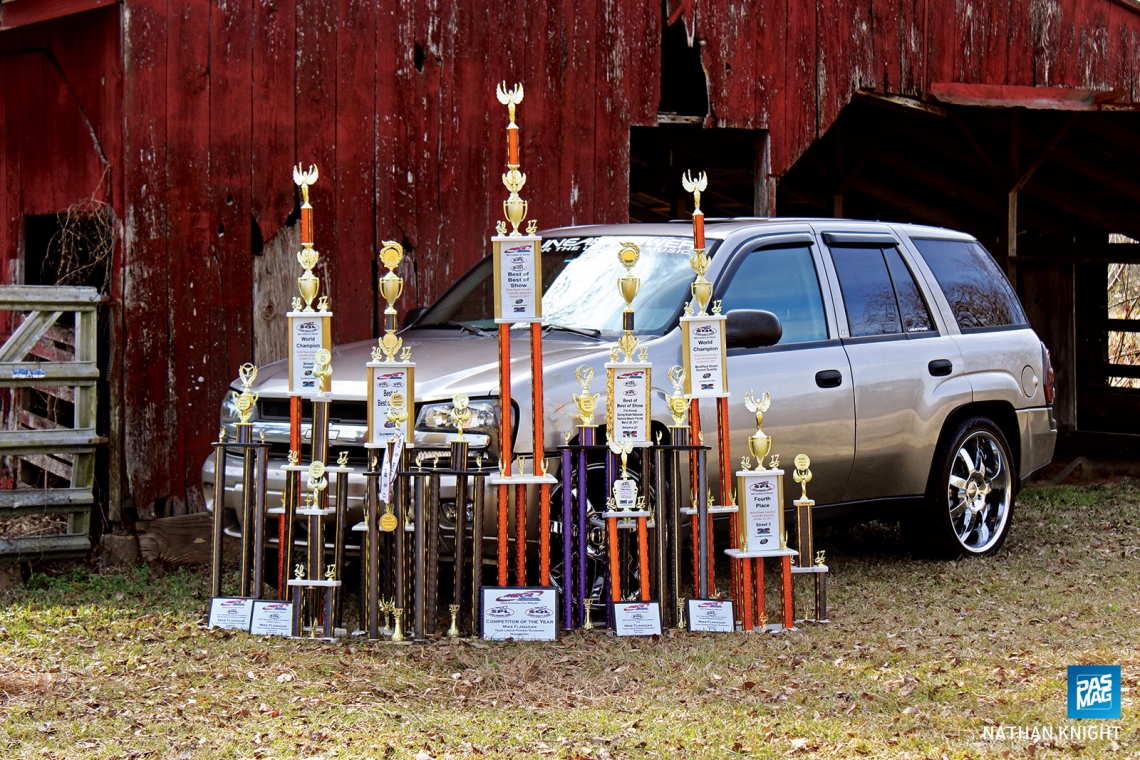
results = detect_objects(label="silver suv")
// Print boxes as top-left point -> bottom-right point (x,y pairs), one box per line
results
204,219 -> 1056,560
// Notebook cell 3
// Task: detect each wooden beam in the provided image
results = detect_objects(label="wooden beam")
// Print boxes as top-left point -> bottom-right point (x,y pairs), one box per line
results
931,83 -> 1125,111
0,0 -> 118,31
1024,183 -> 1140,242
1019,241 -> 1140,264
853,90 -> 947,118
947,111 -> 1000,186
1049,147 -> 1140,207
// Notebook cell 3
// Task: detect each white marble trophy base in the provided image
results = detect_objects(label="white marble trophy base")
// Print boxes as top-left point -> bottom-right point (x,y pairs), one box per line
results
724,547 -> 799,560
680,504 -> 739,515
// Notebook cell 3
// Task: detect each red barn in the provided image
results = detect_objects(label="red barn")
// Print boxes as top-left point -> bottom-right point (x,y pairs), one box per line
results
2,0 -> 1139,523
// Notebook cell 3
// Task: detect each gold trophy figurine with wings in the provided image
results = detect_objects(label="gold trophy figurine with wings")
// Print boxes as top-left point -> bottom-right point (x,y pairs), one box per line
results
743,391 -> 772,470
666,366 -> 688,427
572,365 -> 599,427
607,435 -> 635,480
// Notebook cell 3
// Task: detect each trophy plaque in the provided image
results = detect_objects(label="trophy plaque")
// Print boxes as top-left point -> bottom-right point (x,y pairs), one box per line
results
611,601 -> 663,637
686,598 -> 736,633
249,600 -> 294,637
208,597 -> 255,630
480,586 -> 559,641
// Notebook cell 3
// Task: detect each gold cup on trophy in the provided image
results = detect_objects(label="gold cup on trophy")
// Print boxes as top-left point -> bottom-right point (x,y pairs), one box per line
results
377,241 -> 406,362
450,393 -> 472,441
616,242 -> 641,361
297,247 -> 321,312
232,363 -> 259,424
744,391 -> 772,469
793,454 -> 812,500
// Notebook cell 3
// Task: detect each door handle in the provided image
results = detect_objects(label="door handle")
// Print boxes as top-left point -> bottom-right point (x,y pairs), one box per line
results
928,359 -> 953,377
815,369 -> 843,388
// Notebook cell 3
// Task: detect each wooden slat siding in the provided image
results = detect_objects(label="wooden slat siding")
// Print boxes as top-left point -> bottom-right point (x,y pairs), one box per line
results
165,1 -> 209,517
818,0 -> 876,139
412,0 -> 444,303
209,0 -> 254,516
294,0 -> 337,331
560,0 -> 597,225
333,0 -> 376,343
122,0 -> 169,521
520,0 -> 556,232
593,0 -> 624,222
251,0 -> 296,251
0,486 -> 92,509
780,0 -> 818,192
433,0 -> 468,306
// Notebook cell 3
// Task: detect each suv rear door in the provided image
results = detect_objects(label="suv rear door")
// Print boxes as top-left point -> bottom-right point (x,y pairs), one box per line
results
715,233 -> 855,506
817,230 -> 972,502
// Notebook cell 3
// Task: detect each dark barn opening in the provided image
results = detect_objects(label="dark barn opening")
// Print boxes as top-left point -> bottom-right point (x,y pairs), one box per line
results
629,126 -> 765,221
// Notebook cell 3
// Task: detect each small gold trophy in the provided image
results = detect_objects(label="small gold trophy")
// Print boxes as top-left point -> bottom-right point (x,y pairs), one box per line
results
793,454 -> 812,501
743,391 -> 772,469
667,366 -> 688,427
313,348 -> 333,396
450,393 -> 472,441
232,363 -> 259,424
447,604 -> 461,638
391,608 -> 404,642
582,598 -> 594,630
573,365 -> 599,427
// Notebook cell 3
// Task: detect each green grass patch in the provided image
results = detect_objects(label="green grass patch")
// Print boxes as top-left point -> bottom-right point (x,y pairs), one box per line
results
2,481 -> 1137,758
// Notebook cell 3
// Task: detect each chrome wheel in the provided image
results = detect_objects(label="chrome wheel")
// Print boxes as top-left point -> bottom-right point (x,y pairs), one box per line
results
944,428 -> 1012,555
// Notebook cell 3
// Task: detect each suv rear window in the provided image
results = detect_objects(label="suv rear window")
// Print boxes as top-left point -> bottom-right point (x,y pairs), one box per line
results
910,238 -> 1027,331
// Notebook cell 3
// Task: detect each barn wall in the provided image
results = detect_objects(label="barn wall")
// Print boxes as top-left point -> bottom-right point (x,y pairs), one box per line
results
3,0 -> 1139,518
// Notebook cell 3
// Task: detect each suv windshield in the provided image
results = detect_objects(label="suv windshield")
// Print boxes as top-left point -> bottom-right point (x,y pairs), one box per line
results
415,236 -> 713,334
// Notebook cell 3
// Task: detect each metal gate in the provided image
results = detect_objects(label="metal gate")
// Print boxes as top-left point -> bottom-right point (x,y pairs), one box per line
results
0,286 -> 102,560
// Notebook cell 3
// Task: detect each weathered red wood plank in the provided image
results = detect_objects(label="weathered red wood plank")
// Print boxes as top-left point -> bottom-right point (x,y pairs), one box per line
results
930,81 -> 1123,109
295,0 -> 338,320
252,0 -> 297,249
164,1 -> 210,516
409,0 -> 444,303
333,0 -> 376,342
781,0 -> 819,178
0,58 -> 9,288
524,0 -> 565,230
0,0 -> 117,31
121,0 -> 170,520
593,0 -> 627,222
817,0 -> 875,136
559,0 -> 597,226
702,0 -> 757,129
374,0 -> 417,308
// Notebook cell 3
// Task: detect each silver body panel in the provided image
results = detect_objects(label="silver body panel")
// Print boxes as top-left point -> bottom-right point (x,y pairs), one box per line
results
203,218 -> 1056,536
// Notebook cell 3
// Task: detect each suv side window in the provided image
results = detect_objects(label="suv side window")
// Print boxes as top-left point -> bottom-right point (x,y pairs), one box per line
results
831,245 -> 934,337
910,238 -> 1027,330
718,244 -> 828,344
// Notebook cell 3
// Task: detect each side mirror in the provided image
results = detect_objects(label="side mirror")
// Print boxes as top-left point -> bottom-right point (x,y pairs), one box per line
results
725,309 -> 782,349
403,306 -> 427,327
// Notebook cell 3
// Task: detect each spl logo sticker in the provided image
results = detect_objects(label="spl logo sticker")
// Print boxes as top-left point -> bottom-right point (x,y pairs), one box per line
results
1067,665 -> 1121,719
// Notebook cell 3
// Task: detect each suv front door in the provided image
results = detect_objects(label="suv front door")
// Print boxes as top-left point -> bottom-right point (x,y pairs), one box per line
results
715,234 -> 855,507
819,231 -> 971,503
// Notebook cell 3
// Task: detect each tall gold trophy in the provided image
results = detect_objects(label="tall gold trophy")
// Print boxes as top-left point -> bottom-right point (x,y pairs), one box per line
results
789,454 -> 829,623
604,243 -> 652,447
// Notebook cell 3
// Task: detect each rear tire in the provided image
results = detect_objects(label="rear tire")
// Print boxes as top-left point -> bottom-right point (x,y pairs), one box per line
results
917,416 -> 1016,558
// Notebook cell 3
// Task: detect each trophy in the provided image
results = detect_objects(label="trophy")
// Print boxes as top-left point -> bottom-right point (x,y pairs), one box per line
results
601,435 -> 653,604
790,453 -> 828,623
488,82 -> 556,592
605,243 -> 651,447
560,364 -> 600,628
727,393 -> 799,633
678,171 -> 732,613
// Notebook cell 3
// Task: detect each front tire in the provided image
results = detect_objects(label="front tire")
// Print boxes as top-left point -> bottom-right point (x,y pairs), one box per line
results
920,416 -> 1016,558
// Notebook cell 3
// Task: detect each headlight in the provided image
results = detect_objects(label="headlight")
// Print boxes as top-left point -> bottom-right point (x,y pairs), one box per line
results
415,399 -> 499,435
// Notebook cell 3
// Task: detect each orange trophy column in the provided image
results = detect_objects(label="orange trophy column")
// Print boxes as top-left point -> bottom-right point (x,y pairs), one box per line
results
489,82 -> 554,589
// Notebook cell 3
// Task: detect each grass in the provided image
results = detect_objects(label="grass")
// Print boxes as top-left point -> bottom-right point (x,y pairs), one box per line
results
2,480 -> 1138,758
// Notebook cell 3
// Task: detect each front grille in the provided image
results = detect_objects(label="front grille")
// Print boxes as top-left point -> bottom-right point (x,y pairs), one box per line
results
259,398 -> 368,423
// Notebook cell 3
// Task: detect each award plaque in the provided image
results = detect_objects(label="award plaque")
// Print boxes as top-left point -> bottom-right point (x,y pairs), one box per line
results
605,363 -> 651,446
492,236 -> 543,322
480,586 -> 560,641
686,598 -> 736,632
249,600 -> 294,637
208,597 -> 254,630
737,468 -> 785,553
680,315 -> 728,398
287,310 -> 332,395
366,364 -> 414,445
612,601 -> 663,636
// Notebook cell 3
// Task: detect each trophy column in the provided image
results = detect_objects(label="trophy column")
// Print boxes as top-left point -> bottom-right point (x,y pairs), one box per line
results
790,455 -> 829,623
487,83 -> 556,594
679,171 -> 736,607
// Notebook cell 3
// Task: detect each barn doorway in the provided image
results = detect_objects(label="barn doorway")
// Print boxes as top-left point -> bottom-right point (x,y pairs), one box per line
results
629,126 -> 766,221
